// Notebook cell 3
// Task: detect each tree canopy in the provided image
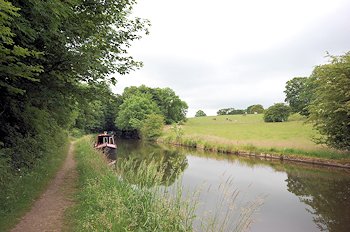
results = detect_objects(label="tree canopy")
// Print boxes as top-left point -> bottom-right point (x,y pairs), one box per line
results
120,85 -> 188,125
195,110 -> 207,117
0,0 -> 148,180
217,108 -> 245,115
116,94 -> 160,131
264,103 -> 291,122
308,53 -> 350,150
284,77 -> 313,116
246,104 -> 264,114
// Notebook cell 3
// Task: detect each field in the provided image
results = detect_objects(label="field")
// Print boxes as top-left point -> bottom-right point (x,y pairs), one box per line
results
183,114 -> 318,150
161,114 -> 350,160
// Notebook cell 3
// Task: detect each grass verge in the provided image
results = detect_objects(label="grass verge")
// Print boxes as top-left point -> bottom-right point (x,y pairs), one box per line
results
0,138 -> 69,231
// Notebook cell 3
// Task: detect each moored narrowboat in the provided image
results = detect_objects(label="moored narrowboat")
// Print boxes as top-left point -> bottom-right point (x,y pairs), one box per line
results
94,132 -> 117,160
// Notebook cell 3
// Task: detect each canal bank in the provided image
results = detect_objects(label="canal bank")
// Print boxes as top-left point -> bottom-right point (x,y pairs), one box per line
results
157,137 -> 350,169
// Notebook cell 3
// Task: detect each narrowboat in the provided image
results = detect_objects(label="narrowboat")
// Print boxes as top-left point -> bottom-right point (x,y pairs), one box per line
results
94,132 -> 117,160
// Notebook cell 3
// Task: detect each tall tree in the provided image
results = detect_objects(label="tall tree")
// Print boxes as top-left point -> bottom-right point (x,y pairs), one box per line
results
284,77 -> 312,116
121,85 -> 188,124
308,53 -> 350,151
0,0 -> 149,167
116,94 -> 160,131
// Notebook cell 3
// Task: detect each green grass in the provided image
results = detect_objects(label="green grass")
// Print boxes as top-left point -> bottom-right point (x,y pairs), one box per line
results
0,138 -> 69,232
161,114 -> 350,161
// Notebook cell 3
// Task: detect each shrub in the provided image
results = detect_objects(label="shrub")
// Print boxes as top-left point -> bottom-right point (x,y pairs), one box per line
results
264,103 -> 291,122
195,110 -> 206,117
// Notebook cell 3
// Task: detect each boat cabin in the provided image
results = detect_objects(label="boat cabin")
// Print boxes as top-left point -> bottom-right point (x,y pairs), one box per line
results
94,132 -> 117,159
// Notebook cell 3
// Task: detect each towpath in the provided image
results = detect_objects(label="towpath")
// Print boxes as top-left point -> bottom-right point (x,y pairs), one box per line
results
11,142 -> 77,232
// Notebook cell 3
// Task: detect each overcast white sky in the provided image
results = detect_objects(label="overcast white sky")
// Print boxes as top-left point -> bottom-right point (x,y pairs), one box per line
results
111,0 -> 350,117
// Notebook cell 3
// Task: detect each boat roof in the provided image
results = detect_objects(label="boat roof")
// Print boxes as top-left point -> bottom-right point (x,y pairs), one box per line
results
97,133 -> 114,137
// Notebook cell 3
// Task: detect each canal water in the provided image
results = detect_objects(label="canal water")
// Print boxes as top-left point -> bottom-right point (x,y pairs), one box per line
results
116,140 -> 350,232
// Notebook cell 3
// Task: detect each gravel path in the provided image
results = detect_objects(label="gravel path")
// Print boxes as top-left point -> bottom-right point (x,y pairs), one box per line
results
11,142 -> 77,232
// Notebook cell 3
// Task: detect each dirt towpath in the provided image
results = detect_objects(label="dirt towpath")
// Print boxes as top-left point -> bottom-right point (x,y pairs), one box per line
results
12,142 -> 77,232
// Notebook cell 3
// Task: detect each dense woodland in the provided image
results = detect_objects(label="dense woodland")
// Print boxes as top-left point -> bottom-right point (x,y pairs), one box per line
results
0,0 -> 151,193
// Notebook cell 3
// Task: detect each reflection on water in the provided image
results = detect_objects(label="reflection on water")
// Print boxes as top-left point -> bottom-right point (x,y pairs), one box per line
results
117,140 -> 188,185
116,140 -> 350,232
285,167 -> 350,231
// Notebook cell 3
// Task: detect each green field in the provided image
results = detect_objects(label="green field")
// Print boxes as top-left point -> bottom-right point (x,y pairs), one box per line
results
162,114 -> 350,160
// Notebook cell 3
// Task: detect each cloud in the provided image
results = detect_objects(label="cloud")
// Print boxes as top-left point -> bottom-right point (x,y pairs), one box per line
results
112,0 -> 350,117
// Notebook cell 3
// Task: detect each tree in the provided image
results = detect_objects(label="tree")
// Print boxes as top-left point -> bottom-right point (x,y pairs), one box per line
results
284,77 -> 313,116
195,110 -> 206,117
121,85 -> 188,124
140,114 -> 164,141
217,108 -> 233,115
152,87 -> 188,124
308,53 -> 350,150
0,0 -> 42,95
264,103 -> 291,122
247,104 -> 264,114
0,0 -> 149,170
217,108 -> 245,115
116,95 -> 160,131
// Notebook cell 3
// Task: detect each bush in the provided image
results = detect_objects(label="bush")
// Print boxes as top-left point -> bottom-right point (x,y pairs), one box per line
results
195,110 -> 206,117
264,103 -> 291,122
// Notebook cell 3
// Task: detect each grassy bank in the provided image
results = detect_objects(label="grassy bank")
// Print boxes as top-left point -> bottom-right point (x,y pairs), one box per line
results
68,136 -> 198,231
160,114 -> 350,162
0,137 -> 69,231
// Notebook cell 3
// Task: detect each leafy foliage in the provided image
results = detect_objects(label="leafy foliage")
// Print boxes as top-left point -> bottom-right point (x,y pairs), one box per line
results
140,114 -> 165,141
246,104 -> 264,114
116,94 -> 160,131
217,108 -> 245,115
195,110 -> 207,117
0,0 -> 42,95
73,83 -> 119,133
121,85 -> 188,124
308,53 -> 350,150
284,77 -> 313,116
264,103 -> 291,122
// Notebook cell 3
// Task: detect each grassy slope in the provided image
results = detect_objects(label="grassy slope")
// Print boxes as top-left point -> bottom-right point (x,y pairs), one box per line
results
0,139 -> 69,232
184,114 -> 318,150
162,114 -> 350,160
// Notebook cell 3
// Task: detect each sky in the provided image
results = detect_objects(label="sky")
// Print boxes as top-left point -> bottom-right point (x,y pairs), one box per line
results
111,0 -> 350,117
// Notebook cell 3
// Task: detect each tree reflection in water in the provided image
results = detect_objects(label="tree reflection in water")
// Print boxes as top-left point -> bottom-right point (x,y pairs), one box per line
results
116,140 -> 188,186
285,166 -> 350,232
116,140 -> 350,231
